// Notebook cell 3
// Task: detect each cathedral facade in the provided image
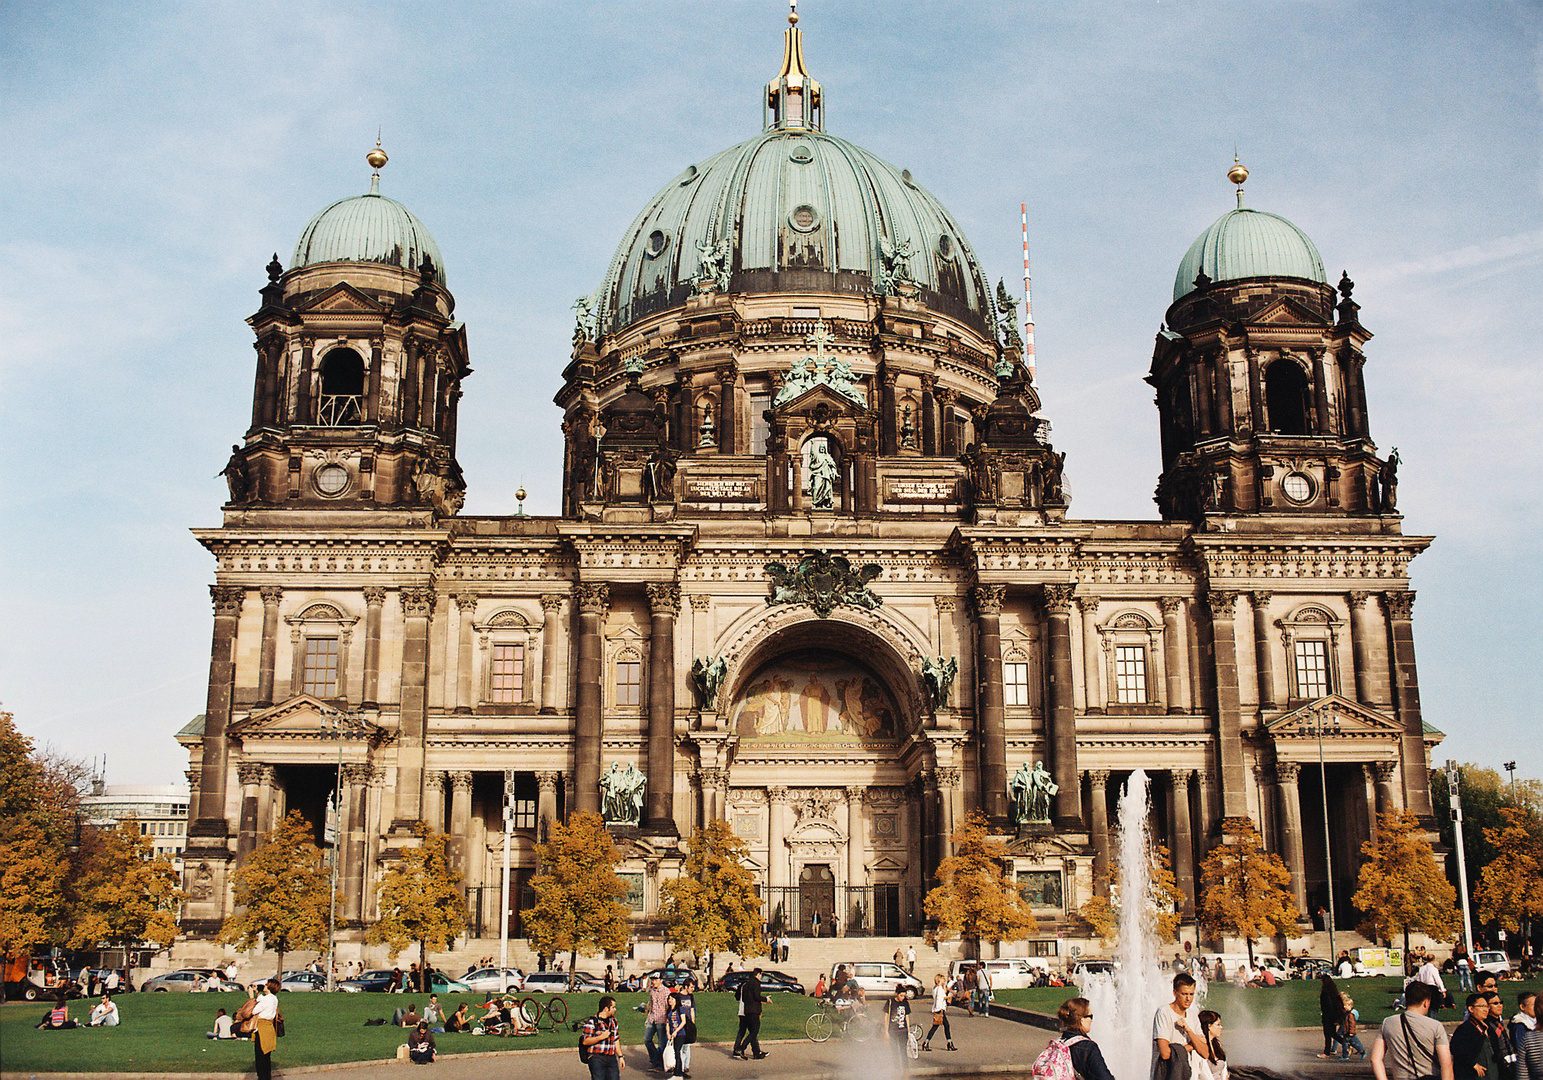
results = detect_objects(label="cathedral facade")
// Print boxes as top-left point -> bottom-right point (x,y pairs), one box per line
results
179,17 -> 1439,955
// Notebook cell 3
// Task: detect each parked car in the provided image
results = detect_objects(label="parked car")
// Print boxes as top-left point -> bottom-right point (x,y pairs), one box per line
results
337,969 -> 398,993
639,967 -> 705,989
1069,960 -> 1115,979
522,971 -> 605,993
461,967 -> 525,994
1196,953 -> 1289,980
830,961 -> 924,999
428,972 -> 471,994
143,969 -> 239,993
1287,956 -> 1333,979
1472,951 -> 1513,977
715,969 -> 805,995
945,958 -> 1044,990
3,957 -> 84,1001
265,971 -> 328,992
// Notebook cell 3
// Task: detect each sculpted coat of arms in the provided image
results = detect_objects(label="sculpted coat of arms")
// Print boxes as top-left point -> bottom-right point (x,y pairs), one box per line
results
764,550 -> 882,618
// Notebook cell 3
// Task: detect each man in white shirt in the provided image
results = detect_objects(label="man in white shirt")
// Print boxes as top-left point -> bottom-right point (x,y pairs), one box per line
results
104,969 -> 120,994
1152,973 -> 1209,1078
906,945 -> 916,973
1337,952 -> 1356,979
224,960 -> 238,983
88,995 -> 120,1027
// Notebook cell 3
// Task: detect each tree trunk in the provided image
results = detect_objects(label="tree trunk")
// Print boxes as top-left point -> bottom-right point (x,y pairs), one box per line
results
1245,938 -> 1254,967
420,939 -> 429,991
276,947 -> 286,980
569,948 -> 578,991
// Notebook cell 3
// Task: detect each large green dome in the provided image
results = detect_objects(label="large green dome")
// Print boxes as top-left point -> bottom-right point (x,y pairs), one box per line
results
1173,206 -> 1326,303
291,189 -> 446,287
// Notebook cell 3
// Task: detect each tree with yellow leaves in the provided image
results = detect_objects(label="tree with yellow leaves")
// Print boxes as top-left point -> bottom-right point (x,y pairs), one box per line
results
660,820 -> 767,974
70,819 -> 183,954
923,811 -> 1039,957
1352,809 -> 1458,954
524,810 -> 630,985
1197,819 -> 1297,966
0,713 -> 71,996
1474,807 -> 1543,935
1081,842 -> 1184,944
367,823 -> 467,974
220,811 -> 334,975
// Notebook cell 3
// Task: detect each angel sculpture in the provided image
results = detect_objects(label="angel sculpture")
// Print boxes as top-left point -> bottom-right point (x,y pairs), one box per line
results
765,562 -> 800,605
690,655 -> 728,710
921,656 -> 958,709
693,237 -> 732,293
876,233 -> 917,294
995,280 -> 1023,350
572,295 -> 596,341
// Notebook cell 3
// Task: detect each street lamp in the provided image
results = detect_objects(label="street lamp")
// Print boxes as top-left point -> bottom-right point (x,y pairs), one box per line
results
1503,761 -> 1517,791
1446,761 -> 1476,953
1306,710 -> 1341,962
322,710 -> 353,993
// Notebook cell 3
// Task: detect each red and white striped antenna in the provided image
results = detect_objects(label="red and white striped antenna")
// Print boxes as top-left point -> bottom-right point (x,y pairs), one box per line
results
1021,201 -> 1036,385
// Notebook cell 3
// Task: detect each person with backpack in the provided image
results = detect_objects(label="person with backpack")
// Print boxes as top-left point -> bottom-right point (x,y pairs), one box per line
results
1338,994 -> 1367,1061
1030,998 -> 1115,1080
580,996 -> 625,1080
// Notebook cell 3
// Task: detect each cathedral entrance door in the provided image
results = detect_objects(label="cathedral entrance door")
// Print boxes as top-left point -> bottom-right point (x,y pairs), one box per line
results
798,864 -> 835,936
873,883 -> 901,936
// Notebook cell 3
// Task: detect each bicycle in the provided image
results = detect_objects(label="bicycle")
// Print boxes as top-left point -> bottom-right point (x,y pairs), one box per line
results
519,994 -> 569,1030
805,999 -> 875,1043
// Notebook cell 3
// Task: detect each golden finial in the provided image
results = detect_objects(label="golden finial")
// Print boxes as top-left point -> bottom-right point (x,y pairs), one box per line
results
367,134 -> 388,193
1228,152 -> 1248,208
516,485 -> 527,515
789,0 -> 798,25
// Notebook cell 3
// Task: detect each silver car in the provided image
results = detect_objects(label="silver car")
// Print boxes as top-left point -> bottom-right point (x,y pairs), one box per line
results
461,967 -> 525,993
522,971 -> 605,993
142,969 -> 239,993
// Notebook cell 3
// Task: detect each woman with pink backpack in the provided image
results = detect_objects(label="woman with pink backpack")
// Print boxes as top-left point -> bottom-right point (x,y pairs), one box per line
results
1031,998 -> 1116,1080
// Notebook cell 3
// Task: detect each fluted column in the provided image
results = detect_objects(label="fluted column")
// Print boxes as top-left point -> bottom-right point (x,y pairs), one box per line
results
194,585 -> 245,832
454,594 -> 478,713
393,587 -> 435,828
1170,770 -> 1196,917
1205,590 -> 1248,820
1077,596 -> 1103,714
1159,598 -> 1187,713
1371,760 -> 1399,819
1043,585 -> 1083,826
645,583 -> 680,832
1347,592 -> 1383,706
539,595 -> 563,714
361,588 -> 385,708
573,584 -> 609,815
1383,592 -> 1433,819
424,771 -> 447,833
845,786 -> 865,892
1248,591 -> 1277,711
1275,762 -> 1308,913
768,787 -> 790,899
972,585 -> 1009,825
448,772 -> 473,875
880,370 -> 899,455
939,768 -> 962,859
1088,770 -> 1111,896
535,771 -> 562,839
256,587 -> 282,707
236,761 -> 266,859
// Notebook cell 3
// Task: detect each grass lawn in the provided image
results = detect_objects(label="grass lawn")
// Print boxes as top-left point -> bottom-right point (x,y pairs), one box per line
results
0,987 -> 821,1074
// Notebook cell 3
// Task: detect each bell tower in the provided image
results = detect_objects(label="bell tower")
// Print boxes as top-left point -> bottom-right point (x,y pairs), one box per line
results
1150,162 -> 1396,521
227,144 -> 470,519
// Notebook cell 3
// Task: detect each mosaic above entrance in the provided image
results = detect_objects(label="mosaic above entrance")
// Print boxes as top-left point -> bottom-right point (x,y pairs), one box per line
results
733,650 -> 899,746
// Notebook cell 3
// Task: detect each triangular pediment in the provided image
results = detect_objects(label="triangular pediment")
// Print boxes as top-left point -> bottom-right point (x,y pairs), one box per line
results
1267,694 -> 1402,738
1247,295 -> 1326,328
297,282 -> 389,316
228,695 -> 385,742
774,382 -> 868,416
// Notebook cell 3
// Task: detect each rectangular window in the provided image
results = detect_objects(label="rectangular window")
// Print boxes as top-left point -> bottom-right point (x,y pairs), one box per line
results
1004,662 -> 1031,706
750,392 -> 771,456
1294,640 -> 1330,699
615,660 -> 641,706
1114,645 -> 1148,704
302,637 -> 340,697
489,644 -> 525,703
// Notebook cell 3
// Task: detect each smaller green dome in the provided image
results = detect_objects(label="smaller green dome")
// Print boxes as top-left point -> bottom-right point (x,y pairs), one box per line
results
1173,206 -> 1325,302
291,189 -> 446,286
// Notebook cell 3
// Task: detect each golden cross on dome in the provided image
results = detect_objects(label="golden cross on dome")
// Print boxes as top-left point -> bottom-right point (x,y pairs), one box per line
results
805,319 -> 835,362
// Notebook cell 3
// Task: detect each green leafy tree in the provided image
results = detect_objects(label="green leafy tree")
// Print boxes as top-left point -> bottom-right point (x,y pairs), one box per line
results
525,810 -> 630,984
1081,842 -> 1184,944
1474,807 -> 1543,934
923,811 -> 1039,957
220,811 -> 334,974
367,823 -> 466,974
70,819 -> 183,953
1352,810 -> 1459,954
1431,764 -> 1543,917
1196,819 -> 1297,966
0,713 -> 71,995
660,820 -> 768,973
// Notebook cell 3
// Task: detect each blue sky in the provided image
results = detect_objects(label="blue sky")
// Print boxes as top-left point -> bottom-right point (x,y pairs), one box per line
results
1,1 -> 1539,786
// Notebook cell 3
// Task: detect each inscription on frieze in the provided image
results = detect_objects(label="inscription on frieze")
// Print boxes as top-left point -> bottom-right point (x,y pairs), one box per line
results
884,479 -> 959,503
684,478 -> 760,501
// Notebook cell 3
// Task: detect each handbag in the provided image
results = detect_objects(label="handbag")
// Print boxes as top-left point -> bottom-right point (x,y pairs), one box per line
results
662,1041 -> 677,1071
932,1010 -> 946,1025
276,1013 -> 286,1038
683,1018 -> 697,1044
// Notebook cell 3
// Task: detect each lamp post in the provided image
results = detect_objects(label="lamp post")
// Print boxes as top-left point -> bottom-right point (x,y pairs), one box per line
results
323,710 -> 350,993
1446,760 -> 1475,953
1307,710 -> 1340,961
499,769 -> 514,976
1503,761 -> 1517,792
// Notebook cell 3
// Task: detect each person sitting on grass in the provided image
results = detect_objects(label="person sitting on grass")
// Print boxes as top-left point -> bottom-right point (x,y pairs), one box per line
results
407,1020 -> 437,1065
445,1003 -> 471,1033
88,993 -> 120,1027
479,998 -> 506,1034
208,1007 -> 235,1039
422,994 -> 444,1032
36,996 -> 78,1030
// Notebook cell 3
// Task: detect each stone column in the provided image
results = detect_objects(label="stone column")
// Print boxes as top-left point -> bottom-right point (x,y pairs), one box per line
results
535,771 -> 562,839
1383,592 -> 1434,819
454,594 -> 478,713
1088,770 -> 1111,896
972,585 -> 1009,825
1159,598 -> 1187,713
255,587 -> 282,707
1043,585 -> 1083,826
1311,348 -> 1332,433
1371,760 -> 1399,819
573,584 -> 609,815
236,761 -> 266,859
361,588 -> 386,708
717,365 -> 739,454
194,585 -> 245,832
1248,591 -> 1277,711
1170,770 -> 1196,917
768,787 -> 790,907
539,595 -> 564,714
1213,350 -> 1234,431
645,583 -> 680,832
1246,347 -> 1266,434
880,369 -> 899,455
845,786 -> 866,892
447,772 -> 474,874
340,762 -> 371,921
938,768 -> 962,860
1275,762 -> 1308,913
1347,592 -> 1382,706
1205,590 -> 1249,821
393,587 -> 435,828
424,771 -> 447,833
1077,596 -> 1103,713
937,388 -> 958,456
921,375 -> 938,456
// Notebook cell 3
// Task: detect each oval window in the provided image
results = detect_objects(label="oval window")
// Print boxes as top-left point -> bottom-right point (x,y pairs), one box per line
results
789,143 -> 814,164
789,204 -> 819,232
645,230 -> 669,258
314,463 -> 350,497
937,234 -> 954,259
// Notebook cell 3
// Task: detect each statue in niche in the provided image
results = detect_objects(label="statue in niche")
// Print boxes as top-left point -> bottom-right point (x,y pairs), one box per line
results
219,445 -> 249,502
600,761 -> 647,826
922,656 -> 958,709
1042,451 -> 1066,505
1008,760 -> 1058,825
643,446 -> 678,502
805,440 -> 839,509
1378,448 -> 1400,512
690,655 -> 727,710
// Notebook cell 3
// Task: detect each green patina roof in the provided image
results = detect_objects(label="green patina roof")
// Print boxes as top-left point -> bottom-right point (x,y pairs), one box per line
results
291,189 -> 447,286
1173,206 -> 1326,303
177,714 -> 206,738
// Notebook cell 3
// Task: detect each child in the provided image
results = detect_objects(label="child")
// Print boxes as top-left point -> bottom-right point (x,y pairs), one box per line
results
1337,993 -> 1365,1060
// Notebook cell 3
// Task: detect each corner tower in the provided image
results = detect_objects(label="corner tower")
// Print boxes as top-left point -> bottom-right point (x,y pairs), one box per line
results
1149,162 -> 1393,522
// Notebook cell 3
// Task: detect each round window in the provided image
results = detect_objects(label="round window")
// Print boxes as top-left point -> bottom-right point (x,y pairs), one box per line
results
645,230 -> 669,258
1281,472 -> 1313,503
314,463 -> 350,497
789,143 -> 814,164
937,234 -> 954,259
679,164 -> 698,185
789,204 -> 819,232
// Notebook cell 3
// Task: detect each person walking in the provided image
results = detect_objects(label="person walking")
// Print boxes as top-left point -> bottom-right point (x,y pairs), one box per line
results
1318,975 -> 1347,1059
251,979 -> 281,1080
883,983 -> 913,1068
581,997 -> 625,1080
1339,994 -> 1367,1061
906,944 -> 916,973
1452,993 -> 1499,1080
921,972 -> 956,1052
667,980 -> 696,1078
1371,982 -> 1451,1080
1456,945 -> 1475,992
973,963 -> 992,1019
730,968 -> 768,1060
811,911 -> 821,939
643,975 -> 670,1072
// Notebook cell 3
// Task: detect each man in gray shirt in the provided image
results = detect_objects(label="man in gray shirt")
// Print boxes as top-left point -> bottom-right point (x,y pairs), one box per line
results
1373,982 -> 1453,1080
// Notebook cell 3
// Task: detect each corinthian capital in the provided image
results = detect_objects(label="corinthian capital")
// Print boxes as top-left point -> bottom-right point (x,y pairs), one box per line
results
539,594 -> 564,612
1158,596 -> 1183,616
210,585 -> 246,617
971,584 -> 1005,617
259,586 -> 284,607
646,583 -> 682,617
1381,591 -> 1416,619
363,587 -> 388,607
1274,761 -> 1301,784
399,587 -> 437,618
1205,590 -> 1238,619
577,583 -> 610,615
1043,584 -> 1076,615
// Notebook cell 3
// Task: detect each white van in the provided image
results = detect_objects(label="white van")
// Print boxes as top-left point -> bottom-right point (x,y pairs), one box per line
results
831,961 -> 925,999
946,958 -> 1044,990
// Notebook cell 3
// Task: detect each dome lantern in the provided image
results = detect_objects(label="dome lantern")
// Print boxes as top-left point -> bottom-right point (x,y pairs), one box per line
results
765,0 -> 822,132
1171,165 -> 1326,304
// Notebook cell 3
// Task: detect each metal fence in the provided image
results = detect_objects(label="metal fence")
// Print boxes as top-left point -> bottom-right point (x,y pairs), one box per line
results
760,885 -> 925,937
466,884 -> 534,940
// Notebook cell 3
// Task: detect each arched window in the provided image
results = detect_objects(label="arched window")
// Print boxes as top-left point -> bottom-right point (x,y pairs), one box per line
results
1264,359 -> 1311,435
317,348 -> 366,426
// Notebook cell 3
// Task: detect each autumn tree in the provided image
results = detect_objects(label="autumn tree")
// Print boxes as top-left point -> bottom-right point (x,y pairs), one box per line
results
923,811 -> 1039,957
1196,819 -> 1297,966
659,820 -> 768,976
525,810 -> 630,985
1081,842 -> 1184,944
70,819 -> 183,954
1351,809 -> 1459,954
367,823 -> 467,975
1474,807 -> 1543,934
220,811 -> 334,974
0,713 -> 71,998
1431,763 -> 1543,910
